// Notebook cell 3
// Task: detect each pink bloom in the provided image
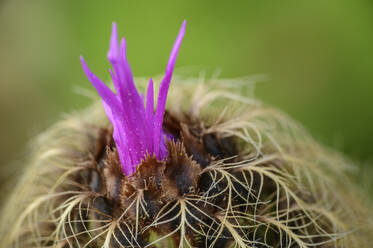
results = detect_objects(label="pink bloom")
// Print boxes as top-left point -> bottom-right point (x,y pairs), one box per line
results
81,21 -> 186,175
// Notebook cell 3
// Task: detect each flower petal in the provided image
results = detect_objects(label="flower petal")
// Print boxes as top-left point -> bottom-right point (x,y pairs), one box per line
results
108,22 -> 119,64
154,20 -> 186,155
80,56 -> 121,113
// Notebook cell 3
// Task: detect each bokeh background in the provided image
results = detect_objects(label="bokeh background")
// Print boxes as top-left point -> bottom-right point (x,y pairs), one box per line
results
0,0 -> 372,199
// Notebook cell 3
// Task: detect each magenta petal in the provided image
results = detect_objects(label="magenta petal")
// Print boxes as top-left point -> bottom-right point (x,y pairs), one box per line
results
154,21 -> 186,155
165,20 -> 186,76
80,56 -> 121,112
119,38 -> 143,107
108,22 -> 119,64
146,78 -> 154,124
146,78 -> 154,154
81,21 -> 186,176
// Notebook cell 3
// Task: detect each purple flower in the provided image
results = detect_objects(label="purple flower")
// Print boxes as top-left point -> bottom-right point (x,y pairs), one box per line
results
80,21 -> 186,176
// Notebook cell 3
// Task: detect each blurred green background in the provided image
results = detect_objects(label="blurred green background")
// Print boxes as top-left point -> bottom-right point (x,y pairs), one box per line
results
0,0 -> 372,197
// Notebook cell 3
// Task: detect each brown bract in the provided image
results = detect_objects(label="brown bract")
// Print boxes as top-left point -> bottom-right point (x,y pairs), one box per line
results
92,111 -> 229,220
79,111 -> 240,247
